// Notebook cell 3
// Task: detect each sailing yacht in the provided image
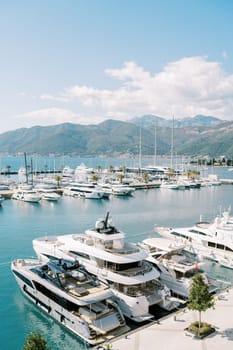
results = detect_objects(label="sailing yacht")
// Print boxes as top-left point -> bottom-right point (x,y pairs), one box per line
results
33,213 -> 178,323
11,258 -> 128,345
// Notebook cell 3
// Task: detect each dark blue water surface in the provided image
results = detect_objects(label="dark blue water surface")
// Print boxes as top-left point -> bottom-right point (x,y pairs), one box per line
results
1,158 -> 233,350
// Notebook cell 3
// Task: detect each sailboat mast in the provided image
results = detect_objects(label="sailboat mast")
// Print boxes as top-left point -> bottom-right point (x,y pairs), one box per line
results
139,127 -> 142,169
154,123 -> 157,166
24,152 -> 29,184
170,116 -> 174,169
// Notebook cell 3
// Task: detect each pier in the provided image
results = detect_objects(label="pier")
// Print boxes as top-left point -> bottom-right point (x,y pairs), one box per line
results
105,288 -> 233,350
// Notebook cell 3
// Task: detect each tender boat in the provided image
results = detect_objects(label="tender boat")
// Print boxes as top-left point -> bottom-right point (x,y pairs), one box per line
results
11,258 -> 128,345
33,213 -> 178,323
155,207 -> 233,265
139,237 -> 218,299
160,180 -> 185,190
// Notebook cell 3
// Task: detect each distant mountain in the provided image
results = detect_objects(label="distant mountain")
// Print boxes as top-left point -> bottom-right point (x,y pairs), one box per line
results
130,115 -> 169,127
0,117 -> 232,158
0,120 -> 167,156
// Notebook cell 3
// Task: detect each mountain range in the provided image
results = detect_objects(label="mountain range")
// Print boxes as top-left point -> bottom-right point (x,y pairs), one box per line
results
0,115 -> 232,158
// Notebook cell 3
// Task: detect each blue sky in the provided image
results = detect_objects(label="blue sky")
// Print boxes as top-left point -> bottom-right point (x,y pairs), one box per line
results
1,0 -> 233,132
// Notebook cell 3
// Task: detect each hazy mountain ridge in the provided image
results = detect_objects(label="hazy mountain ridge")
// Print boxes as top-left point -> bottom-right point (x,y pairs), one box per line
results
0,116 -> 232,157
131,114 -> 223,128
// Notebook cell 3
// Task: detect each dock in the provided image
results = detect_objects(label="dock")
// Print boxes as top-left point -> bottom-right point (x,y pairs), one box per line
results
103,287 -> 233,350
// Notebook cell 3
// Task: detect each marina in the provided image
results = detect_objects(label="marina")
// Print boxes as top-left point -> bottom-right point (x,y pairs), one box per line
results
1,158 -> 233,349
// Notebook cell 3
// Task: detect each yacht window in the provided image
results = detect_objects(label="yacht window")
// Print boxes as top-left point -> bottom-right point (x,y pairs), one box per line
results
33,281 -> 79,311
217,243 -> 225,250
171,231 -> 188,239
104,240 -> 113,249
189,229 -> 207,236
152,253 -> 162,259
12,270 -> 34,288
69,251 -> 90,260
226,246 -> 233,252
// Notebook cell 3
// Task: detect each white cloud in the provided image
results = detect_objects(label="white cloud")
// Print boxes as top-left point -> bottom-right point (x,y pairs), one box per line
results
39,56 -> 233,122
14,108 -> 104,128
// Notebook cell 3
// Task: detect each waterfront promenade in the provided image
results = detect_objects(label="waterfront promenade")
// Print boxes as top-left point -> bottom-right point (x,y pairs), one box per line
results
109,288 -> 233,350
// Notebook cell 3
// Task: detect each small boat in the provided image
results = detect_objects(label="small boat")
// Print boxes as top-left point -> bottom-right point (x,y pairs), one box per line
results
160,180 -> 185,190
11,258 -> 129,345
11,187 -> 41,203
37,188 -> 61,201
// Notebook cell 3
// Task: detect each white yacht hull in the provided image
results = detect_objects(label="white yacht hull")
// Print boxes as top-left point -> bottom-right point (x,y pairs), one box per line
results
33,242 -> 177,322
12,260 -> 128,345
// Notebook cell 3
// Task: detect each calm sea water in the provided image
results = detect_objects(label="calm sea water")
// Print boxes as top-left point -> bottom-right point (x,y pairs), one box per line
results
1,157 -> 233,350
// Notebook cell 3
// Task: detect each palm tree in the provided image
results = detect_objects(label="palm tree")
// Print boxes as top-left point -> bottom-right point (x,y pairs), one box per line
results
54,175 -> 62,188
91,173 -> 99,182
108,165 -> 114,174
96,165 -> 102,173
117,174 -> 124,184
142,172 -> 149,183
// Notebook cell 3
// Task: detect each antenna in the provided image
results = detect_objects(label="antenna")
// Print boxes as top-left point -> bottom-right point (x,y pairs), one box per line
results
104,212 -> 110,228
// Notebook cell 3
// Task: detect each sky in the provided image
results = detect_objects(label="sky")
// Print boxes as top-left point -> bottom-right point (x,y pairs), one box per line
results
1,0 -> 233,133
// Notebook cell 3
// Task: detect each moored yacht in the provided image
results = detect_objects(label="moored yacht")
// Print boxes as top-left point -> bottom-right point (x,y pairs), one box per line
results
37,188 -> 61,202
155,207 -> 233,266
12,186 -> 41,203
63,184 -> 104,199
33,213 -> 178,323
139,237 -> 218,299
11,258 -> 128,345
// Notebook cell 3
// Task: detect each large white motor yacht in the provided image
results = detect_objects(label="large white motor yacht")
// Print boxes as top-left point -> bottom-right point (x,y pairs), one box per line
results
63,184 -> 104,199
155,207 -> 233,268
139,237 -> 218,299
33,213 -> 178,323
11,258 -> 128,345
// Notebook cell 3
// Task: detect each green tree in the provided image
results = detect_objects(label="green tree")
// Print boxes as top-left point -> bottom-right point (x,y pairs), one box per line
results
187,274 -> 214,334
167,168 -> 175,179
108,165 -> 114,173
23,332 -> 50,350
142,172 -> 149,183
91,173 -> 99,182
117,174 -> 124,184
54,175 -> 62,188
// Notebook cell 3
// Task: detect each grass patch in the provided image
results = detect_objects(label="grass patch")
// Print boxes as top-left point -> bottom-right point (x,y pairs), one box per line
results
186,322 -> 215,338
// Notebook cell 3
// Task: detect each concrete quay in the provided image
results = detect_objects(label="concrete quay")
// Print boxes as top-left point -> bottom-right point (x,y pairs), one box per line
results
108,288 -> 233,350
